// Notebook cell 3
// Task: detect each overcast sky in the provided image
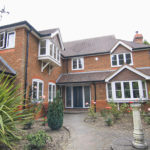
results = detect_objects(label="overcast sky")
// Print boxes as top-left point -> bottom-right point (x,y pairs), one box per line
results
0,0 -> 150,42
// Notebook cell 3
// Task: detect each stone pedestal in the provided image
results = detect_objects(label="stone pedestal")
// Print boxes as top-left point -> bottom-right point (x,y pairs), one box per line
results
131,103 -> 148,149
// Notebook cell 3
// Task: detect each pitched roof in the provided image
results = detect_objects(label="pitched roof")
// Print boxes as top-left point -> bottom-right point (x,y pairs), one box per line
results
62,35 -> 150,57
56,71 -> 113,84
0,57 -> 16,76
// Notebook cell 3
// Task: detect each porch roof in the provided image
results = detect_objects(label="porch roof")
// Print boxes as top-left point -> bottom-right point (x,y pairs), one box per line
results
56,71 -> 113,84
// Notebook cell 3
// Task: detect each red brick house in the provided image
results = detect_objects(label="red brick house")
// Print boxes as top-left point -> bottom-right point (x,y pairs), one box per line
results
0,21 -> 150,111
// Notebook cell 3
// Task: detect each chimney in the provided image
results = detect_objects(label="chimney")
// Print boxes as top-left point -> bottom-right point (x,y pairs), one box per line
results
133,31 -> 143,44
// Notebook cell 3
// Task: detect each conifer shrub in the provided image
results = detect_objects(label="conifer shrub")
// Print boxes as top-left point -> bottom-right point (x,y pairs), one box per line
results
47,91 -> 63,130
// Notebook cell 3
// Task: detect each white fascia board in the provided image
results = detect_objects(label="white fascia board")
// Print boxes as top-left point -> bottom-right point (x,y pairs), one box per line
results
110,41 -> 132,54
105,65 -> 150,82
51,30 -> 64,50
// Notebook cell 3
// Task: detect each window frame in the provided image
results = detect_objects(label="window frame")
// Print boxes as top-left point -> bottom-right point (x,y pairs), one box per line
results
106,80 -> 148,102
6,31 -> 15,49
111,53 -> 133,67
32,79 -> 44,102
72,57 -> 84,70
0,32 -> 5,49
48,82 -> 56,102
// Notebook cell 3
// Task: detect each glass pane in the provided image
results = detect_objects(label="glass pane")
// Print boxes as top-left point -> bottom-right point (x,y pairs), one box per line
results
73,58 -> 77,69
0,33 -> 4,47
142,81 -> 146,98
132,82 -> 139,98
112,55 -> 117,66
40,41 -> 46,55
124,82 -> 131,98
57,49 -> 59,61
49,85 -> 52,101
39,82 -> 43,100
53,85 -> 56,98
66,87 -> 72,107
118,54 -> 124,65
115,83 -> 122,98
84,86 -> 90,107
78,58 -> 83,69
54,46 -> 56,59
50,44 -> 53,56
33,82 -> 37,99
126,53 -> 131,64
107,83 -> 112,99
7,32 -> 15,48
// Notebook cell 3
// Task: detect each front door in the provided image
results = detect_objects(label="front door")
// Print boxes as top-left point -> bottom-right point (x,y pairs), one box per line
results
73,86 -> 83,108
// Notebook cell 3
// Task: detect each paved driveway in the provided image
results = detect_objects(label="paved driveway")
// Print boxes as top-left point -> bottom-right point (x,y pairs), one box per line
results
64,113 -> 150,150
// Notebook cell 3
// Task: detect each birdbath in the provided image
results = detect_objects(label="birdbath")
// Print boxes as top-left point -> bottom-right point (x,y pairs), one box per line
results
131,103 -> 148,149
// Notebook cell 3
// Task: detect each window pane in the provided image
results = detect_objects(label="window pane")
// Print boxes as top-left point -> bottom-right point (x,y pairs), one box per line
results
39,82 -> 43,100
142,81 -> 146,98
54,46 -> 56,59
66,87 -> 72,107
33,82 -> 37,99
53,85 -> 56,98
57,49 -> 59,61
118,54 -> 124,65
107,83 -> 112,99
132,82 -> 139,98
50,44 -> 53,56
49,85 -> 52,101
124,82 -> 131,98
126,53 -> 131,64
115,83 -> 122,98
73,58 -> 77,69
40,41 -> 46,55
78,58 -> 83,69
112,55 -> 117,66
0,33 -> 5,48
84,86 -> 90,107
7,32 -> 15,48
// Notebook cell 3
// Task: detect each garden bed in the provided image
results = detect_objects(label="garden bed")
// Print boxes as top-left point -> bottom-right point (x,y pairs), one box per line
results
13,120 -> 70,150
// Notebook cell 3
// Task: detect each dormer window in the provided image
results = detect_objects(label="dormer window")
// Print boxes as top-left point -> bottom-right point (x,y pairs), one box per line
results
111,53 -> 133,67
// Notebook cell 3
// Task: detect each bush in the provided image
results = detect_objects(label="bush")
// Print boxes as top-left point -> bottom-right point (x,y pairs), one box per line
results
144,116 -> 150,125
105,117 -> 113,126
0,73 -> 33,149
26,130 -> 51,150
47,91 -> 63,130
88,105 -> 97,120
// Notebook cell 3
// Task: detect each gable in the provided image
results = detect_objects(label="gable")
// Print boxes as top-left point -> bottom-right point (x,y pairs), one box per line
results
110,68 -> 145,82
112,45 -> 131,54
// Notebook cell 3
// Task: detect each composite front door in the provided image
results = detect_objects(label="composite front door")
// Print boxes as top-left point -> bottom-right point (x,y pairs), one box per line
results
73,86 -> 83,108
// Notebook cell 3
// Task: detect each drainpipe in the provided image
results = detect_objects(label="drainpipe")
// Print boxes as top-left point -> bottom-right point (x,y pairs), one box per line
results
93,82 -> 96,112
23,29 -> 31,108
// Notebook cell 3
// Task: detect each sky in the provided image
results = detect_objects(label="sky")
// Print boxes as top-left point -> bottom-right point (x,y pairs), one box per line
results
0,0 -> 150,42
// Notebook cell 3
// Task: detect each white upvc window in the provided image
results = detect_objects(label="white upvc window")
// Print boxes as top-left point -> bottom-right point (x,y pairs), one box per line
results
111,53 -> 133,67
32,79 -> 44,101
48,82 -> 56,102
6,31 -> 15,48
40,40 -> 46,55
0,32 -> 5,49
72,57 -> 84,70
107,80 -> 148,102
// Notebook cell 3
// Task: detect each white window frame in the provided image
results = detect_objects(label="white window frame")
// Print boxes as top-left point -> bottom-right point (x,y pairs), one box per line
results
32,79 -> 44,102
106,80 -> 148,102
0,32 -> 5,49
72,57 -> 84,70
48,82 -> 56,102
6,31 -> 15,49
111,53 -> 133,67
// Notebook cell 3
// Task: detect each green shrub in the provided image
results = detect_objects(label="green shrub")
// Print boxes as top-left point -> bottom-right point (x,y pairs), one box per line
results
105,117 -> 113,126
47,91 -> 63,130
0,73 -> 33,149
88,105 -> 97,119
26,130 -> 51,150
144,116 -> 150,125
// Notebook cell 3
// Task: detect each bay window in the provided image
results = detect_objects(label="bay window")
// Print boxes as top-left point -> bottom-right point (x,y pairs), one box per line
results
111,53 -> 133,67
32,79 -> 44,101
72,57 -> 84,70
48,82 -> 56,102
107,80 -> 148,102
40,40 -> 46,55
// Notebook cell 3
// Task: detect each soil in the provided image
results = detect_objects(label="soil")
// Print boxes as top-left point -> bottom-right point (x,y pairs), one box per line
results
13,120 -> 70,150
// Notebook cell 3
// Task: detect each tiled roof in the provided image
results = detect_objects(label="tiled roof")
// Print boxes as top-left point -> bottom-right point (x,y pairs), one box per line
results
62,35 -> 150,57
56,71 -> 113,84
0,57 -> 16,76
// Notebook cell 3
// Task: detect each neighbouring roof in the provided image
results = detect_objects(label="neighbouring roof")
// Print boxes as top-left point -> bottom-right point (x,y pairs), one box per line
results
62,35 -> 150,57
57,67 -> 150,84
0,57 -> 16,76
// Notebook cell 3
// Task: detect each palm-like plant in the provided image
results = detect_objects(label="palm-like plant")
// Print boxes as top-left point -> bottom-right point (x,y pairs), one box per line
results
0,73 -> 32,149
